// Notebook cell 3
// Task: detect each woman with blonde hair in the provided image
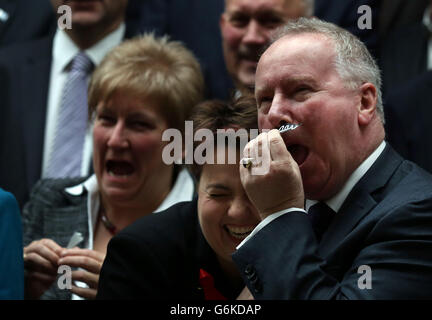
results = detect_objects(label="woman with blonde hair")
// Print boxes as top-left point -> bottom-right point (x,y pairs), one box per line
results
22,34 -> 204,300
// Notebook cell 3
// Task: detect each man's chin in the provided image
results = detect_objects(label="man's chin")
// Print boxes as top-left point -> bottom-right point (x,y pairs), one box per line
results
237,73 -> 256,92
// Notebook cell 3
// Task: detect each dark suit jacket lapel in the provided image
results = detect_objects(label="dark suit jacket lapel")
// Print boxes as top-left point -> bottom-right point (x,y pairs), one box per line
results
18,37 -> 53,191
320,145 -> 403,256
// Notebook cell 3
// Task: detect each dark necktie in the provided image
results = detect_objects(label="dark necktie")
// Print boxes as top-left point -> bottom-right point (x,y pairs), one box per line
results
46,52 -> 94,178
308,202 -> 335,242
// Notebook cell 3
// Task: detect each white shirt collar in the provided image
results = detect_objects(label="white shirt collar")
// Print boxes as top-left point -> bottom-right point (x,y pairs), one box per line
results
306,141 -> 386,213
52,22 -> 126,73
64,168 -> 195,239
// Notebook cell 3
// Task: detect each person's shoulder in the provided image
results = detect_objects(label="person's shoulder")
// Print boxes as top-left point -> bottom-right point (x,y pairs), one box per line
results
0,35 -> 53,64
0,188 -> 19,211
381,152 -> 432,205
119,198 -> 198,241
27,177 -> 88,207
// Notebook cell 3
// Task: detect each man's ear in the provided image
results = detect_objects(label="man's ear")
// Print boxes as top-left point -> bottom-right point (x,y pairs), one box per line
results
358,83 -> 377,126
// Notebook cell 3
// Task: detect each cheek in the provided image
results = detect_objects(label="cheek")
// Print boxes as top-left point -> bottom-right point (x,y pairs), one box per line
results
134,133 -> 163,155
222,25 -> 244,50
92,126 -> 108,159
198,199 -> 224,245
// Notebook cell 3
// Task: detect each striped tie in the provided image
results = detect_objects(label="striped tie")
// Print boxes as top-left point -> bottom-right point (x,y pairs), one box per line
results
46,52 -> 94,178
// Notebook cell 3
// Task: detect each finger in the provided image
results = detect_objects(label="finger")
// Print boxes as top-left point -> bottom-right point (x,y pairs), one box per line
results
25,240 -> 63,265
39,239 -> 64,256
24,251 -> 59,274
58,255 -> 102,274
70,285 -> 97,300
24,239 -> 63,256
71,270 -> 99,289
26,270 -> 57,284
267,129 -> 291,161
61,248 -> 105,262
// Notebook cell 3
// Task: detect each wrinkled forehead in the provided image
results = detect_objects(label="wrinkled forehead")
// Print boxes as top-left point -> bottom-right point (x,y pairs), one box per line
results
260,33 -> 335,67
255,34 -> 337,88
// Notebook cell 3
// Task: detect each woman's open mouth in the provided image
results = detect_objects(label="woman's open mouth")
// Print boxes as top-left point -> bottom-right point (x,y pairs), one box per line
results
106,160 -> 135,177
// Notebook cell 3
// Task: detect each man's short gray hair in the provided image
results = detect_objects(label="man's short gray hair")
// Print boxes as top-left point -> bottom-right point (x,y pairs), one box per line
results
271,17 -> 384,123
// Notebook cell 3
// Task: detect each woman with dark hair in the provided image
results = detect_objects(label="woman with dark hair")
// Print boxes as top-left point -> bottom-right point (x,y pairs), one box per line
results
98,96 -> 261,299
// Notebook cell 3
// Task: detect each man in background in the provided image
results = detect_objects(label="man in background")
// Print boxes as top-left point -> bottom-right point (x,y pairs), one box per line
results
219,0 -> 313,96
0,0 -> 130,207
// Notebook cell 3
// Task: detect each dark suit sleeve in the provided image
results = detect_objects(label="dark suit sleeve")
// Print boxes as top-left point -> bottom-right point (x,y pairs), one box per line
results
233,199 -> 432,299
0,189 -> 24,299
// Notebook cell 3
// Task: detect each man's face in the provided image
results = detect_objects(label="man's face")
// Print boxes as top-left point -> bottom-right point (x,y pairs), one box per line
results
255,34 -> 364,200
51,0 -> 128,29
220,0 -> 306,91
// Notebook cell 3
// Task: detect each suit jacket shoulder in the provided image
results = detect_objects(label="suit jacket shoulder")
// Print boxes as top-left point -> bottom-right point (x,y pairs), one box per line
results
98,198 -> 216,299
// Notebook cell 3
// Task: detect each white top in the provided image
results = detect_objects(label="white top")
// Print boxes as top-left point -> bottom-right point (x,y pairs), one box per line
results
41,24 -> 126,178
238,141 -> 386,248
423,4 -> 432,70
64,168 -> 196,299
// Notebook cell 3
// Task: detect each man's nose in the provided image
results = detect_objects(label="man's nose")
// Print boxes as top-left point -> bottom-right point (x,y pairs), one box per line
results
107,122 -> 129,149
242,20 -> 268,45
266,95 -> 295,129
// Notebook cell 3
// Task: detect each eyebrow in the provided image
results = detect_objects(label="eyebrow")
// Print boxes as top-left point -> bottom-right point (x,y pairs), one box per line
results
257,76 -> 318,95
205,184 -> 230,191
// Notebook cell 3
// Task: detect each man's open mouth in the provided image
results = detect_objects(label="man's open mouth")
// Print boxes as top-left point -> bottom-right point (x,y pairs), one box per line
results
287,145 -> 309,166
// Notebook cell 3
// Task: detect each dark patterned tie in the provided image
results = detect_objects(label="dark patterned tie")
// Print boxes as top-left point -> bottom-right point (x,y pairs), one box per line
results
308,202 -> 335,242
46,52 -> 94,178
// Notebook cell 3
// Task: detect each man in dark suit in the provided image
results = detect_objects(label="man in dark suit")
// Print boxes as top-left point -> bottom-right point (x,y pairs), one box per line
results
378,0 -> 429,39
235,17 -> 432,299
379,0 -> 431,96
385,71 -> 432,174
0,0 -> 131,207
314,0 -> 380,57
0,0 -> 55,47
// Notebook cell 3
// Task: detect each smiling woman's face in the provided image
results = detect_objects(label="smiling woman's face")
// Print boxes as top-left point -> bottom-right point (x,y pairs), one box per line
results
92,91 -> 171,204
197,152 -> 260,264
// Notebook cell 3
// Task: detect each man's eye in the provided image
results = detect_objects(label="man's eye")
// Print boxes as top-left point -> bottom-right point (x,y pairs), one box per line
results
293,87 -> 313,100
258,97 -> 272,111
260,17 -> 284,28
229,15 -> 249,28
